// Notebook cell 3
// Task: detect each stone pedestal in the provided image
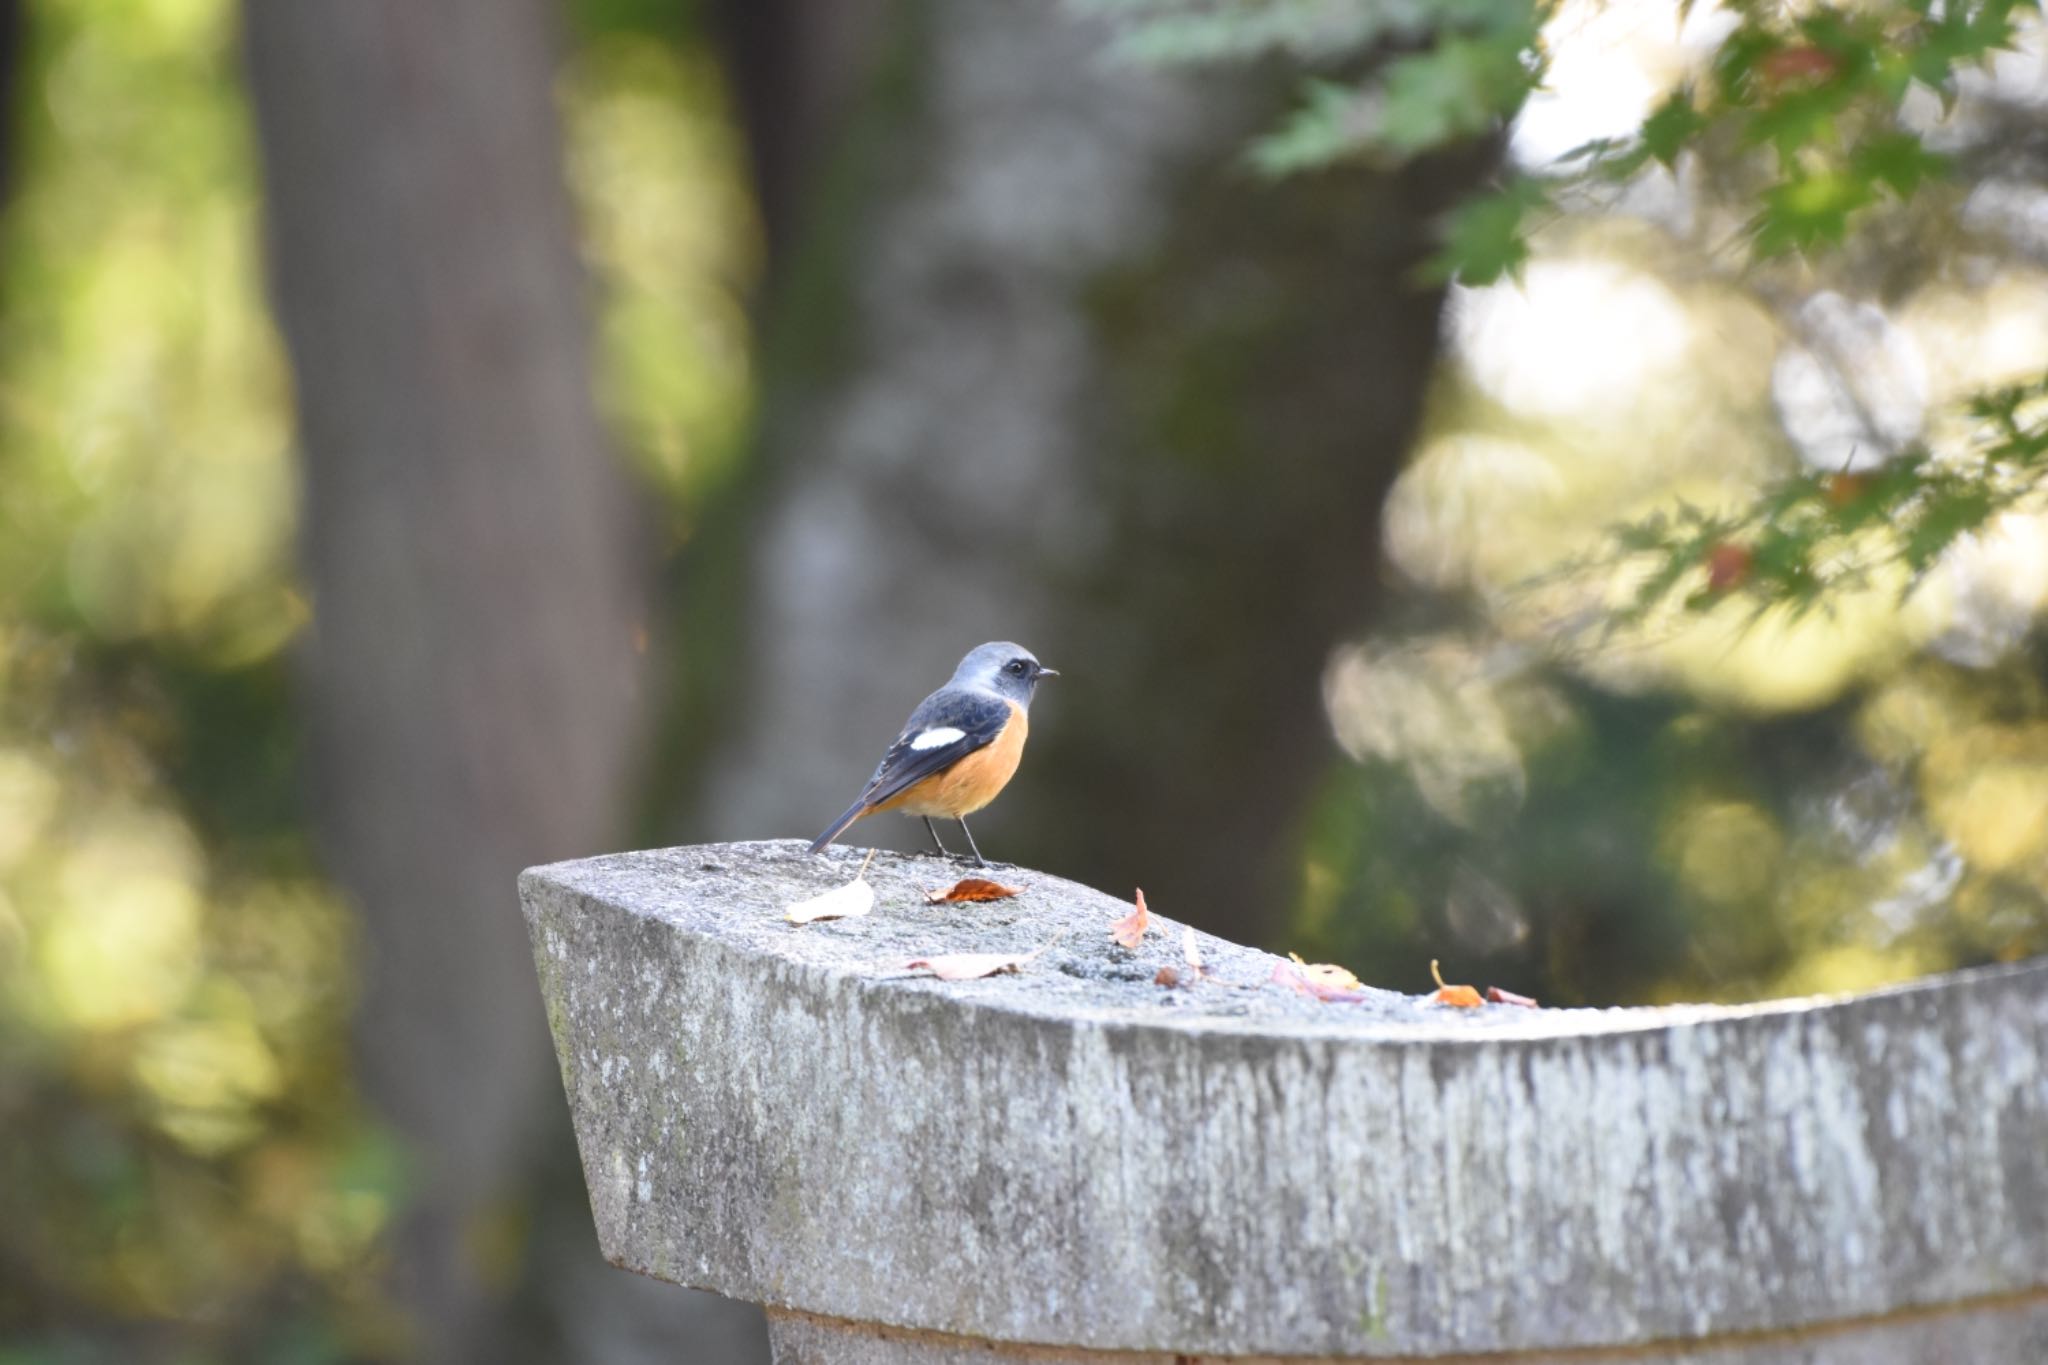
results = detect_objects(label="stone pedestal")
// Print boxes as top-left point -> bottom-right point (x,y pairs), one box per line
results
521,841 -> 2048,1361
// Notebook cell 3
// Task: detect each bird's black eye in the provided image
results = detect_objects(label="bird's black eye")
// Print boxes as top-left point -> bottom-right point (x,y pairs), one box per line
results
1007,659 -> 1028,676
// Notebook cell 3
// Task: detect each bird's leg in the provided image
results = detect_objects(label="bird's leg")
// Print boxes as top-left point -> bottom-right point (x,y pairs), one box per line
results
957,818 -> 988,868
922,817 -> 953,857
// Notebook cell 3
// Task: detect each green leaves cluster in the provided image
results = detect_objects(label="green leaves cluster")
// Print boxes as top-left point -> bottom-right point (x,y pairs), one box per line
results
1088,0 -> 2038,280
1077,0 -> 1543,180
1601,377 -> 2048,627
1564,0 -> 2029,262
1470,0 -> 2035,280
1556,0 -> 2045,631
1091,0 -> 2048,639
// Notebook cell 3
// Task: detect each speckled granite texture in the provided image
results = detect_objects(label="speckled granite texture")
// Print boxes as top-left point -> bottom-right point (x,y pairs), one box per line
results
521,840 -> 2048,1360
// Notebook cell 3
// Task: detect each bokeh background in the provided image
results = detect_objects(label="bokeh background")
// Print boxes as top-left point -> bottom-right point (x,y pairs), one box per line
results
2,0 -> 2045,1360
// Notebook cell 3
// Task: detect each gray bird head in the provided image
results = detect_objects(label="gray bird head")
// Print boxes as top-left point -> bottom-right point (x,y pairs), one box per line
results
951,641 -> 1057,706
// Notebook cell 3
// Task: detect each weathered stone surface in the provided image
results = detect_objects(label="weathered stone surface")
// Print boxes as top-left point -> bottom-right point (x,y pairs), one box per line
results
765,1298 -> 2048,1363
520,841 -> 2048,1359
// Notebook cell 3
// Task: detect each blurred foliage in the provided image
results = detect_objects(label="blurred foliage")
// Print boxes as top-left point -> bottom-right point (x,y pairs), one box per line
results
0,0 -> 391,1357
1545,0 -> 2034,266
0,0 -> 2040,1353
1079,0 -> 1545,181
1306,638 -> 2048,1004
0,0 -> 751,1359
562,28 -> 759,526
1087,0 -> 2038,275
1591,375 -> 2048,626
1096,0 -> 2048,608
1092,0 -> 2048,1002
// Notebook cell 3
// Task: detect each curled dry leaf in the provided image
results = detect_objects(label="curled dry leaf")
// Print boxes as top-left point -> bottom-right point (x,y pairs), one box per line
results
1271,955 -> 1370,1003
1110,888 -> 1151,950
924,877 -> 1023,904
1430,958 -> 1484,1009
902,951 -> 1033,981
901,931 -> 1064,982
1486,985 -> 1539,1008
1181,925 -> 1205,975
785,850 -> 878,924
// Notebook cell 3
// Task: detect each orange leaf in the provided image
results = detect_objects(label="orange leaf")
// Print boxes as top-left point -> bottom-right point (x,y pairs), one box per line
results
1486,985 -> 1539,1008
1110,888 -> 1151,950
1823,471 -> 1869,507
1430,958 -> 1484,1009
1759,45 -> 1839,89
924,877 -> 1023,904
1705,542 -> 1752,593
902,951 -> 1033,981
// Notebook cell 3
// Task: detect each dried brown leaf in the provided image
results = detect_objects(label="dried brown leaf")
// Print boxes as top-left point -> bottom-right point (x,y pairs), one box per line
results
1486,985 -> 1539,1008
924,877 -> 1023,904
1153,966 -> 1181,988
1110,888 -> 1151,950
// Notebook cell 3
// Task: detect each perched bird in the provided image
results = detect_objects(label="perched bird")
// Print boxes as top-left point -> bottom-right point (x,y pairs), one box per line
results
808,641 -> 1056,866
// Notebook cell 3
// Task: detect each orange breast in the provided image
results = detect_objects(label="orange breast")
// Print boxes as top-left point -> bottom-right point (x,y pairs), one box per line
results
874,701 -> 1028,820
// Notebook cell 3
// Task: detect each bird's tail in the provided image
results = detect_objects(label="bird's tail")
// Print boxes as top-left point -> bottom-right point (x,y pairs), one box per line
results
807,799 -> 870,855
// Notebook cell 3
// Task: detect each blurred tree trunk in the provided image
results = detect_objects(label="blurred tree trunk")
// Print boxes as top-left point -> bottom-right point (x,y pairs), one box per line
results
693,0 -> 1480,946
707,0 -> 886,266
244,4 -> 761,1360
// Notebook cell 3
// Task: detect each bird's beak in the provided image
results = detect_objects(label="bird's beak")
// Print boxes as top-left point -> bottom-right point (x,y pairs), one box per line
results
1035,665 -> 1059,679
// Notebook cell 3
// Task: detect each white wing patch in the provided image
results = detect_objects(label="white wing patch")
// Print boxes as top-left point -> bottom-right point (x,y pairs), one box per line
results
909,726 -> 967,751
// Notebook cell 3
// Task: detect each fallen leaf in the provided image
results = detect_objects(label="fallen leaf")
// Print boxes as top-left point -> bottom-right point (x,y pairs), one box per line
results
1430,958 -> 1484,1009
900,931 -> 1065,982
1271,957 -> 1370,1003
785,850 -> 878,924
924,877 -> 1023,904
1291,952 -> 1362,993
1486,985 -> 1539,1008
1110,888 -> 1151,949
1153,966 -> 1181,988
901,951 -> 1033,980
1182,926 -> 1205,974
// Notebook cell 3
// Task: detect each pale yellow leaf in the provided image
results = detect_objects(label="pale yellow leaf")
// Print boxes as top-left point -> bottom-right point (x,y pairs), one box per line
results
1290,951 -> 1362,993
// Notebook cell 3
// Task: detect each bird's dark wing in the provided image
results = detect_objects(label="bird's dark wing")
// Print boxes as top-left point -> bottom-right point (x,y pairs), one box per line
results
859,688 -> 1012,809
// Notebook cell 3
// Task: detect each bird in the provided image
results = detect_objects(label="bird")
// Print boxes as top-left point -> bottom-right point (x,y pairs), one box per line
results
808,641 -> 1056,866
